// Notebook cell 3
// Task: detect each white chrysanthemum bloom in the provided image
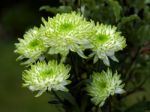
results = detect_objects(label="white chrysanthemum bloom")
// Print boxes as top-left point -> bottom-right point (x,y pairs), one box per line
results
41,12 -> 94,59
87,69 -> 125,107
15,27 -> 47,64
23,61 -> 71,97
89,23 -> 126,66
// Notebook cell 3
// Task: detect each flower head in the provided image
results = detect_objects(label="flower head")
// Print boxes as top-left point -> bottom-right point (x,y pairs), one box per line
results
87,69 -> 125,106
89,24 -> 126,66
23,60 -> 71,97
15,27 -> 47,64
41,12 -> 94,59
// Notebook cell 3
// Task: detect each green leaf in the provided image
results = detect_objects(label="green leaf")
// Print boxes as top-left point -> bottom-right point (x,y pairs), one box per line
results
145,0 -> 150,4
108,0 -> 122,21
125,101 -> 150,112
118,14 -> 139,28
56,91 -> 80,112
39,5 -> 72,14
40,6 -> 58,13
137,25 -> 150,41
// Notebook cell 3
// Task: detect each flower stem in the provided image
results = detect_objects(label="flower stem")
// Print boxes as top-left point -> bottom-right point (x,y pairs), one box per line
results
51,89 -> 64,104
96,106 -> 102,112
108,97 -> 111,112
125,46 -> 141,81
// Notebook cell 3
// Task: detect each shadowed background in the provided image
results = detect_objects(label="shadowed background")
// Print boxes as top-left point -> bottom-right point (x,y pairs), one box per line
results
0,0 -> 59,112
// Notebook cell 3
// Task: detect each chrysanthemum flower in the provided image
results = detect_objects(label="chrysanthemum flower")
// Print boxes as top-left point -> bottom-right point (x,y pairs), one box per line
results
87,69 -> 125,106
89,24 -> 126,66
15,27 -> 47,64
23,61 -> 71,97
41,12 -> 94,59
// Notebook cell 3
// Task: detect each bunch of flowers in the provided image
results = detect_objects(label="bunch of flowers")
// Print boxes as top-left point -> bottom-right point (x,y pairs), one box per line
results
15,12 -> 126,64
15,12 -> 126,107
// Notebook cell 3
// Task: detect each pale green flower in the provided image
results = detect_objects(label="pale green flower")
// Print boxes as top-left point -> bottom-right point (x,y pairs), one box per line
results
15,27 -> 47,64
89,24 -> 126,66
41,12 -> 94,59
22,61 -> 71,97
87,69 -> 125,106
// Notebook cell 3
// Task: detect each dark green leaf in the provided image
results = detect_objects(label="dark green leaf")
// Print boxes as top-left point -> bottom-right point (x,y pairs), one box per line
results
56,91 -> 80,112
137,25 -> 150,41
125,101 -> 150,112
108,0 -> 122,21
118,14 -> 139,28
39,5 -> 72,14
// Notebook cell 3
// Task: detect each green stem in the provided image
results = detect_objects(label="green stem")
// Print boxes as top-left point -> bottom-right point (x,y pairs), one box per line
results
97,106 -> 102,112
51,90 -> 64,104
70,53 -> 79,81
47,90 -> 64,112
78,0 -> 81,6
125,46 -> 141,81
108,97 -> 111,112
78,0 -> 81,13
123,77 -> 146,98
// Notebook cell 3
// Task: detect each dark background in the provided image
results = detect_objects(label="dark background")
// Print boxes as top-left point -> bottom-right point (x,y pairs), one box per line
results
0,0 -> 60,112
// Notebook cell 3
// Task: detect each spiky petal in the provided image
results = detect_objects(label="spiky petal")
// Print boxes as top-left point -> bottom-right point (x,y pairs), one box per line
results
87,69 -> 125,106
41,12 -> 94,59
23,61 -> 71,97
15,27 -> 47,64
89,24 -> 126,66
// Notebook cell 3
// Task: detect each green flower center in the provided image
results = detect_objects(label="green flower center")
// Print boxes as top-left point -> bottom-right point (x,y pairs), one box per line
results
60,23 -> 74,31
99,81 -> 107,89
29,39 -> 41,48
96,34 -> 109,43
41,69 -> 53,78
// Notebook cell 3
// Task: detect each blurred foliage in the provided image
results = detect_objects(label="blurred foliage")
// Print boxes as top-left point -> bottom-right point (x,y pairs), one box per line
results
1,4 -> 41,37
0,42 -> 60,112
39,0 -> 150,112
125,100 -> 150,112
